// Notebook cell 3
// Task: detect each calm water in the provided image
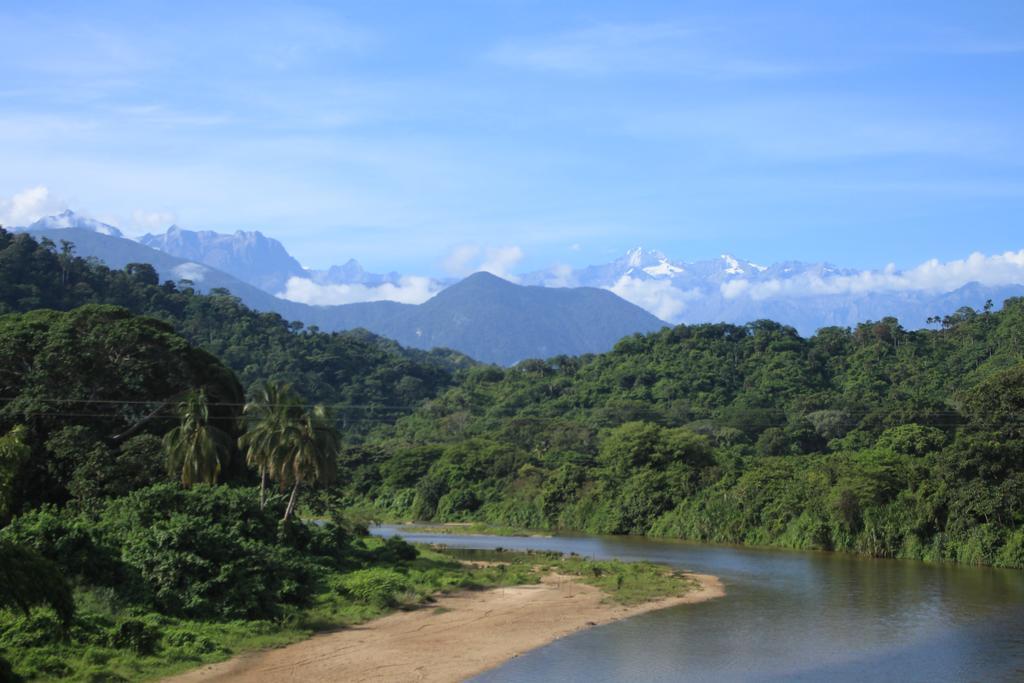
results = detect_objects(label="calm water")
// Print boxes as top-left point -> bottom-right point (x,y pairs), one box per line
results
373,526 -> 1024,682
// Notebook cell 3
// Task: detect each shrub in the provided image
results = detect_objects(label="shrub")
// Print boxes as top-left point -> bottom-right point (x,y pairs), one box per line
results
0,608 -> 66,649
107,618 -> 161,655
372,536 -> 419,564
337,568 -> 410,608
98,484 -> 335,619
164,627 -> 220,657
10,650 -> 71,679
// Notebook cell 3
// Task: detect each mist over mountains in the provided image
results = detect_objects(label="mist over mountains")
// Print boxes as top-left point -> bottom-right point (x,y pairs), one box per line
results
18,210 -> 1024,347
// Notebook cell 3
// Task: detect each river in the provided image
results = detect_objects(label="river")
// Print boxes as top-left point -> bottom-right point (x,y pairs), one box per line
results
373,526 -> 1024,682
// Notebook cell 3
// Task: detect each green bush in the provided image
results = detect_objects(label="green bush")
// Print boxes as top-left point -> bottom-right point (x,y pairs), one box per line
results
107,618 -> 161,655
164,627 -> 221,657
6,485 -> 362,621
337,569 -> 410,608
371,536 -> 419,564
0,608 -> 66,649
9,650 -> 71,679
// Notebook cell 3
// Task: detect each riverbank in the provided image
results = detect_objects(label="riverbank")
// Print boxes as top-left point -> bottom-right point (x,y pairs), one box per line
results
387,522 -> 553,538
163,570 -> 723,683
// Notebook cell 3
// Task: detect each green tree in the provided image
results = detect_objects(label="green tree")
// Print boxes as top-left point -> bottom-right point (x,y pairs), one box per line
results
276,404 -> 340,521
163,390 -> 232,487
239,382 -> 301,508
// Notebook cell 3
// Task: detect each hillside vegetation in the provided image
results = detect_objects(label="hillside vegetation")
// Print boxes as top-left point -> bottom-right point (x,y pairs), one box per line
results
2,227 -> 1022,569
0,228 -> 467,441
342,303 -> 1024,568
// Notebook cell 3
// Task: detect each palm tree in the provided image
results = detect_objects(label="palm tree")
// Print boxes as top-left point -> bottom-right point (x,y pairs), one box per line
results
276,404 -> 339,522
238,382 -> 300,508
163,390 -> 231,487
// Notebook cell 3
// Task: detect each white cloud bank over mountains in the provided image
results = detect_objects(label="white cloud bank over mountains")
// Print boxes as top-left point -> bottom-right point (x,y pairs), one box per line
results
608,276 -> 702,321
718,250 -> 1024,302
566,248 -> 1024,325
279,275 -> 441,306
4,189 -> 1023,319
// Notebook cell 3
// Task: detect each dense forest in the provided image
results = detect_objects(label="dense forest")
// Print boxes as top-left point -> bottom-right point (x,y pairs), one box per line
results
0,229 -> 470,438
346,304 -> 1024,567
0,228 -> 1022,678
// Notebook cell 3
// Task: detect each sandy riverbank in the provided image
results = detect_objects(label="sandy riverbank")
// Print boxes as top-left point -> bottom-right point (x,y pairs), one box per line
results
163,571 -> 724,683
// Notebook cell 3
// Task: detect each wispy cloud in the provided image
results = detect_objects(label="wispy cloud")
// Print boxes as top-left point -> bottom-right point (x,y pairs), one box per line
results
278,275 -> 440,306
625,96 -> 1014,162
489,22 -> 798,78
131,209 -> 177,233
946,40 -> 1024,55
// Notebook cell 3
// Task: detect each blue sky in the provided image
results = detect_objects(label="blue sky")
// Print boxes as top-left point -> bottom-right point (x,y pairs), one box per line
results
1,0 -> 1022,277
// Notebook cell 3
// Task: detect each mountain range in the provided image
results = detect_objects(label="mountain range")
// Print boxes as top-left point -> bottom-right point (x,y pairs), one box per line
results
20,218 -> 665,364
138,224 -> 406,295
521,247 -> 1024,333
17,210 -> 1024,358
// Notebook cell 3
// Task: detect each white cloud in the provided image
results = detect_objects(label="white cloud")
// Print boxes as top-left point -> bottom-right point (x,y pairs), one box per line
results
479,246 -> 524,281
0,186 -> 67,227
443,245 -> 482,275
278,275 -> 440,306
172,262 -> 208,283
608,275 -> 701,321
131,209 -> 177,233
538,264 -> 576,288
443,244 -> 524,282
721,250 -> 1024,301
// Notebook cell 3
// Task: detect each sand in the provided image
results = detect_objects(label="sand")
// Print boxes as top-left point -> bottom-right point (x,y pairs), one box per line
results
163,572 -> 723,683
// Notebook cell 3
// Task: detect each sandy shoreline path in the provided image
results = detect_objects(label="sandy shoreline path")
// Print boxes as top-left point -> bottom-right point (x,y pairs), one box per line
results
163,572 -> 724,683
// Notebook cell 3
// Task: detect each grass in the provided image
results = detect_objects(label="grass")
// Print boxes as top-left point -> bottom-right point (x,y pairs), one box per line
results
0,541 -> 695,682
438,547 -> 698,605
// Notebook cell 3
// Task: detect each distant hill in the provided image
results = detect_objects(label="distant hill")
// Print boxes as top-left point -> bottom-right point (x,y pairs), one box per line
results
369,272 -> 667,364
25,228 -> 667,364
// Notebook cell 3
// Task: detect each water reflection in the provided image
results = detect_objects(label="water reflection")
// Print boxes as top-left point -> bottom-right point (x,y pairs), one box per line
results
373,527 -> 1024,682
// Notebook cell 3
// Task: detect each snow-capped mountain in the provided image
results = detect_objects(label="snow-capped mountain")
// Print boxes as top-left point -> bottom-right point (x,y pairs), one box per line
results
523,247 -> 800,289
25,210 -> 124,238
523,247 -> 1023,335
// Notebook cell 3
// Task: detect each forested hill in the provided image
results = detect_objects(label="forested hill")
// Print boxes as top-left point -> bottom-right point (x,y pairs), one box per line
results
342,302 -> 1024,568
0,228 -> 469,437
